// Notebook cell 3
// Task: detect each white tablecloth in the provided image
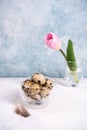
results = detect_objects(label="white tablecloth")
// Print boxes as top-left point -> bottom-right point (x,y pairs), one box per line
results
0,78 -> 87,130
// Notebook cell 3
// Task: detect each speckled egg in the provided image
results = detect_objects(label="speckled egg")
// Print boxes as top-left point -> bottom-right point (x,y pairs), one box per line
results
45,78 -> 53,89
31,73 -> 46,85
24,79 -> 34,87
40,88 -> 50,98
28,83 -> 41,96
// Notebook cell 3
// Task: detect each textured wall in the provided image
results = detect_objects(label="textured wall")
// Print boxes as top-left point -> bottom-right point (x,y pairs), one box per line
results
0,0 -> 87,77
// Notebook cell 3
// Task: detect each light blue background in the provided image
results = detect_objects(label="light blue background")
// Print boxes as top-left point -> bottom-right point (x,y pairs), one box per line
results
0,0 -> 87,77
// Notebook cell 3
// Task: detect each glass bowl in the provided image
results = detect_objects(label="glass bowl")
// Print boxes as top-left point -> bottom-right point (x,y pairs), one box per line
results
18,76 -> 54,108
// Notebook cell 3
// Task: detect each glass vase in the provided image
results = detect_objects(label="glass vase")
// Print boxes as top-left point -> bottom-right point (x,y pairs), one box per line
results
65,61 -> 83,87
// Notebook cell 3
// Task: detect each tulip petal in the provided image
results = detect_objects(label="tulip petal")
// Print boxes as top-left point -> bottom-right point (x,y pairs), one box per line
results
44,32 -> 61,50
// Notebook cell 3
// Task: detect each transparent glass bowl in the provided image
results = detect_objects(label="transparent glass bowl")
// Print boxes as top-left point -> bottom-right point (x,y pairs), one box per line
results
18,77 -> 54,108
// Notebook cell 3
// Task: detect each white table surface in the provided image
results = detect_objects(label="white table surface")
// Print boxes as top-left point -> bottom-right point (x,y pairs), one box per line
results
0,78 -> 87,130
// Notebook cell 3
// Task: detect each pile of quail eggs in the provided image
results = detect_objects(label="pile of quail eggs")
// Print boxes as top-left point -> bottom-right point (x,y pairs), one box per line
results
22,73 -> 54,102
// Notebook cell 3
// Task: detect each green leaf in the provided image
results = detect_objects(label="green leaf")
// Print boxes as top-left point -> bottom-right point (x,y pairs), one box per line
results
67,39 -> 76,61
66,39 -> 77,71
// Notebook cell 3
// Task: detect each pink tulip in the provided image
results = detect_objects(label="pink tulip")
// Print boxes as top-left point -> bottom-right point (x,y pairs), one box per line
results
44,32 -> 79,84
44,32 -> 62,50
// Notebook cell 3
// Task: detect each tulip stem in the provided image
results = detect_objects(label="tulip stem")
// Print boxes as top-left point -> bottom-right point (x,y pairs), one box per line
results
71,71 -> 80,83
60,49 -> 67,60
